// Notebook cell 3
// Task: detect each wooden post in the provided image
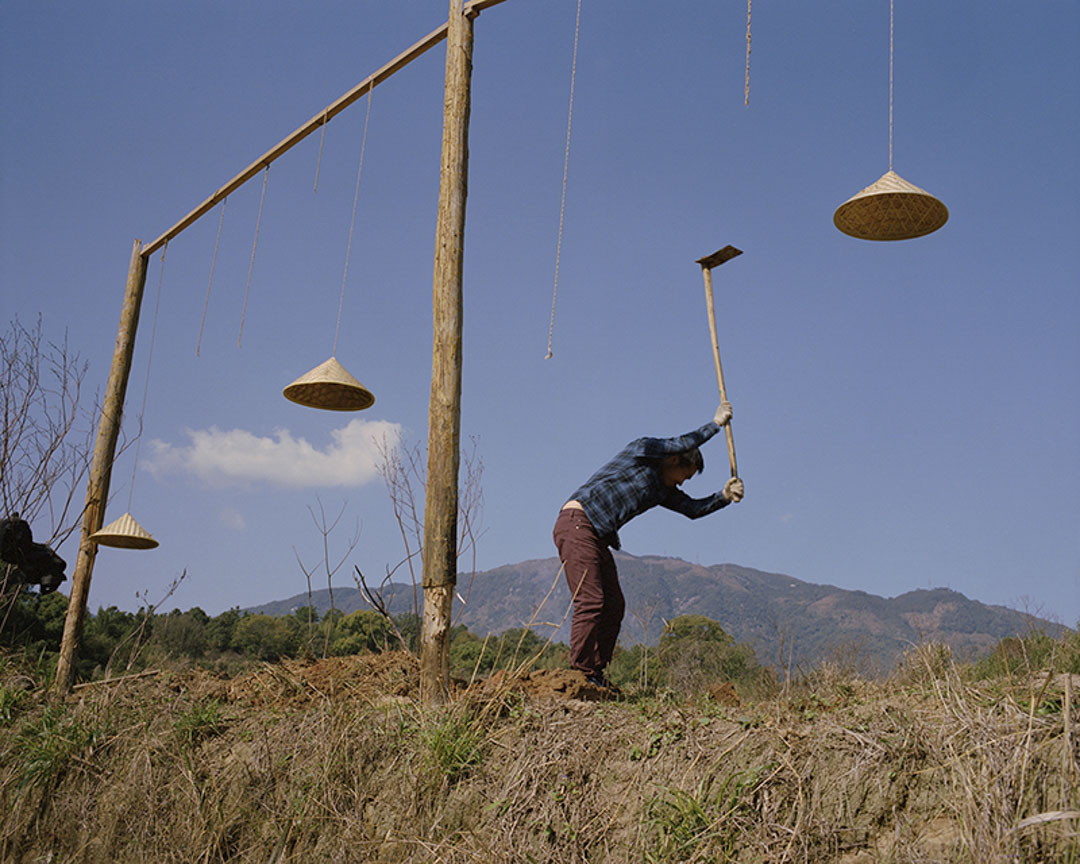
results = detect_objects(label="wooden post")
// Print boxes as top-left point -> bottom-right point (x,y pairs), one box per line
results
420,0 -> 474,705
55,240 -> 148,693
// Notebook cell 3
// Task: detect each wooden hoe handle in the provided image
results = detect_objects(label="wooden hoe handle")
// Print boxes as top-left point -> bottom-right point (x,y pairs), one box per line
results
696,246 -> 743,479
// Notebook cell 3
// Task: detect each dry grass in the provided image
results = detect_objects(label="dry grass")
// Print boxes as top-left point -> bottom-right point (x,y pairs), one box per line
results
0,643 -> 1076,863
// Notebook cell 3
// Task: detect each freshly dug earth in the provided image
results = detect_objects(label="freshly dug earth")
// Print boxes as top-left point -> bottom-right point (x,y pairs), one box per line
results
1,651 -> 1076,863
474,667 -> 613,702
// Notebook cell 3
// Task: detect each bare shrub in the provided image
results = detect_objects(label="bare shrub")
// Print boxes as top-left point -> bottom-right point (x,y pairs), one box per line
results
1,318 -> 98,632
293,497 -> 360,658
1,317 -> 94,546
372,434 -> 484,636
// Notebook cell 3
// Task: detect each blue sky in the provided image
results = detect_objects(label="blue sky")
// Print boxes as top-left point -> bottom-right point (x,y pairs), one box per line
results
3,1 -> 1078,629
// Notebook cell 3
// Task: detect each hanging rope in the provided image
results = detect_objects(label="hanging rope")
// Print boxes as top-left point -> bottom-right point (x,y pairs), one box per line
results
313,107 -> 329,193
334,87 -> 373,357
196,198 -> 227,356
128,241 -> 167,509
888,0 -> 894,170
745,0 -> 752,106
238,165 -> 270,347
545,0 -> 583,360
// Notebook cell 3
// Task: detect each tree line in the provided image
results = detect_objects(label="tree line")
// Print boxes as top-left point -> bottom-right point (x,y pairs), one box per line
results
1,589 -> 776,698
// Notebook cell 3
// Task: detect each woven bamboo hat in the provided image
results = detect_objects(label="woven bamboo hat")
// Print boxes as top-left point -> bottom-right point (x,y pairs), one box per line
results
283,356 -> 375,411
834,169 -> 948,241
89,512 -> 159,550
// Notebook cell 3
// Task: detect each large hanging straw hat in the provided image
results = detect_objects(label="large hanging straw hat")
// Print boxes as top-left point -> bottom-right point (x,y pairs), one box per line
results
834,169 -> 948,241
283,356 -> 375,411
89,512 -> 159,550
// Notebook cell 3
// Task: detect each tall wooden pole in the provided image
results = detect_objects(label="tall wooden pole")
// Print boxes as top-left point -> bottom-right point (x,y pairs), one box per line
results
55,240 -> 148,693
421,0 -> 474,705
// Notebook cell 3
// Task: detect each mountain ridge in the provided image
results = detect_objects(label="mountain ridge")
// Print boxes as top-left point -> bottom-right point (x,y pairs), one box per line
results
245,553 -> 1066,674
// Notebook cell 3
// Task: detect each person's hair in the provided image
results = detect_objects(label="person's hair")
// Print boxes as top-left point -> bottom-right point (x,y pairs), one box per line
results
675,447 -> 704,476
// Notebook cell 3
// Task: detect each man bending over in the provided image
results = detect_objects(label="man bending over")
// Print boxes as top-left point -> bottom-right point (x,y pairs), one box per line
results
553,403 -> 744,689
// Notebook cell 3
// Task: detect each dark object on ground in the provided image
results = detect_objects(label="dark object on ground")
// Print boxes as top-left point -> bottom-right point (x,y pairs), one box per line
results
585,671 -> 621,696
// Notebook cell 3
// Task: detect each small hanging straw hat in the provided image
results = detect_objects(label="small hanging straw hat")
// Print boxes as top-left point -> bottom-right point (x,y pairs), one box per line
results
89,512 -> 159,550
834,169 -> 948,241
283,356 -> 375,411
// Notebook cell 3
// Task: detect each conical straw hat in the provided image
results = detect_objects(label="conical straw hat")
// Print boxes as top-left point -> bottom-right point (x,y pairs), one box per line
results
89,512 -> 159,550
834,169 -> 948,241
283,356 -> 375,411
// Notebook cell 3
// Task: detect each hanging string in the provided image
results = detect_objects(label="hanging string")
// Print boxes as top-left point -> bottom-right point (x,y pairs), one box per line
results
196,197 -> 227,356
128,241 -> 167,510
313,107 -> 329,193
238,165 -> 270,347
745,0 -> 752,106
334,87 -> 373,357
545,0 -> 583,360
889,0 -> 894,170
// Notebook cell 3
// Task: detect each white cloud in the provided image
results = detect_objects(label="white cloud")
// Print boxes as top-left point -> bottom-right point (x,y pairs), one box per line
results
220,508 -> 247,530
144,419 -> 402,489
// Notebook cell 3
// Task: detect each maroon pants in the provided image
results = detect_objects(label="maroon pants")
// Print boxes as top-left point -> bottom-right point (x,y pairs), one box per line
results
552,507 -> 625,676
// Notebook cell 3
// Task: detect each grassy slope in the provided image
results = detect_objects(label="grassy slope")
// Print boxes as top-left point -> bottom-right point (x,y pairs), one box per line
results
1,647 -> 1077,863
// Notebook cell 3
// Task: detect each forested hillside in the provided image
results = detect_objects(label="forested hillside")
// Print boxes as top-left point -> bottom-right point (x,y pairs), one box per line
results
247,552 -> 1069,675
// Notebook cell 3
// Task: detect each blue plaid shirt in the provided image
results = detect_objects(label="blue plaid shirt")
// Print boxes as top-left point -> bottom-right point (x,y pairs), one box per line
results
568,421 -> 730,548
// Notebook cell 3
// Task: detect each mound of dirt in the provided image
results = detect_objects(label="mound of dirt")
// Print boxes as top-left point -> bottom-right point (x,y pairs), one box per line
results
179,654 -> 624,710
180,653 -> 750,712
191,652 -> 421,707
706,680 -> 740,706
471,667 -> 614,702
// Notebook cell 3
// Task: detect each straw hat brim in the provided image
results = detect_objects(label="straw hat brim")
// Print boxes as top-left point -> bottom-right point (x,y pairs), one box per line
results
89,512 -> 159,550
834,170 -> 948,241
283,380 -> 375,411
283,357 -> 375,411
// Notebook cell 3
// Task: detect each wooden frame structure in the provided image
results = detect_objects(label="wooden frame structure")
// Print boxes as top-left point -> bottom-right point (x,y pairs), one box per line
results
56,0 -> 511,700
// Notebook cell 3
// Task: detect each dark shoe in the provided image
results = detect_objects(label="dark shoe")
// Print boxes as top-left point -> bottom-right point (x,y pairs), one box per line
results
585,672 -> 621,696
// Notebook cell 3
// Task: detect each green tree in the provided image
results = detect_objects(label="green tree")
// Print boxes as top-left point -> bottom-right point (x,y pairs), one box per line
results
493,627 -> 562,670
0,590 -> 67,653
449,626 -> 488,678
448,626 -> 567,680
607,643 -> 645,689
392,612 -> 420,653
80,605 -> 143,675
655,614 -> 773,699
329,610 -> 392,656
151,607 -> 210,659
971,628 -> 1080,680
206,608 -> 241,653
232,614 -> 298,661
291,605 -> 321,657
